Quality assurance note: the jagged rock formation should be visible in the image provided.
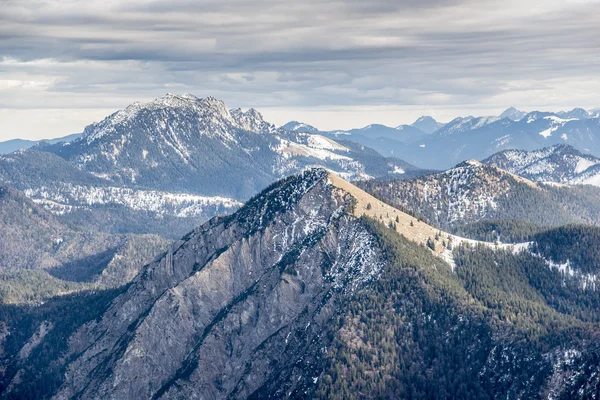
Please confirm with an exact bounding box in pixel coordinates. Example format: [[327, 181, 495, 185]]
[[52, 169, 385, 399]]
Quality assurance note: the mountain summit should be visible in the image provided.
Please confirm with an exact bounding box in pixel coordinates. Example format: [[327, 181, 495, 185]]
[[484, 144, 600, 187], [499, 106, 527, 121], [410, 116, 444, 133], [37, 94, 413, 200], [4, 169, 600, 399]]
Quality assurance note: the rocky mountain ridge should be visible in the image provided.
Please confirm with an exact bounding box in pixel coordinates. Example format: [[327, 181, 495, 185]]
[[0, 94, 416, 237], [3, 170, 600, 399], [359, 160, 600, 230]]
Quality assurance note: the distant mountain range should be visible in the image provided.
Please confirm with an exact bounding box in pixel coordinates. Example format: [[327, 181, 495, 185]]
[[0, 133, 81, 154], [5, 104, 600, 173], [0, 94, 418, 237], [280, 107, 600, 170], [394, 111, 600, 169], [484, 144, 600, 187]]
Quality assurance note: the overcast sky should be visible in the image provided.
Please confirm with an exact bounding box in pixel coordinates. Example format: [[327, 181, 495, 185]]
[[1, 0, 599, 140]]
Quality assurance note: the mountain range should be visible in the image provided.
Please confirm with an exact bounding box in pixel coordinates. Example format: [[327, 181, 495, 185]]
[[0, 94, 419, 238], [5, 103, 600, 174], [2, 169, 600, 398], [4, 95, 600, 399], [282, 107, 600, 170], [392, 111, 600, 169], [0, 134, 81, 155]]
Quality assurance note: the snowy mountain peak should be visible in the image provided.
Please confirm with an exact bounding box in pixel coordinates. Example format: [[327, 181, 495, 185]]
[[434, 115, 501, 137], [409, 116, 444, 134], [281, 121, 320, 133], [81, 94, 281, 143], [557, 108, 591, 120], [499, 107, 527, 121], [230, 107, 275, 133]]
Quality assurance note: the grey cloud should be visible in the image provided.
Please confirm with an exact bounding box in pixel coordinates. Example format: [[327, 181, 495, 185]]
[[0, 0, 599, 119]]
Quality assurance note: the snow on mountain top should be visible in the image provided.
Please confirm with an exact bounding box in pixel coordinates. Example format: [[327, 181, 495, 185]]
[[82, 94, 275, 143], [436, 115, 500, 136], [544, 115, 578, 123], [281, 121, 320, 133], [306, 134, 349, 152], [499, 107, 527, 121], [484, 144, 600, 187], [414, 116, 436, 124]]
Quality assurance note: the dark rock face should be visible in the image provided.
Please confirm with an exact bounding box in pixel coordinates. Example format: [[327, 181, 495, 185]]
[[53, 169, 383, 399]]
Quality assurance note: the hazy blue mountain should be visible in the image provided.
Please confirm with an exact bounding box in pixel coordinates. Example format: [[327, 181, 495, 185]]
[[499, 106, 527, 121], [0, 133, 81, 154], [393, 112, 600, 169], [323, 123, 428, 160], [410, 115, 444, 133], [345, 123, 428, 142], [557, 107, 594, 120], [0, 139, 38, 154]]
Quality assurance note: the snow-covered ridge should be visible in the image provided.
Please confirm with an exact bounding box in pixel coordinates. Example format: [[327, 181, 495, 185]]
[[24, 184, 241, 218], [82, 93, 274, 144], [484, 145, 600, 187]]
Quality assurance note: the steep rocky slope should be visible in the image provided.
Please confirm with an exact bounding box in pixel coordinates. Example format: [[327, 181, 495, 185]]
[[50, 169, 386, 399], [2, 170, 600, 399]]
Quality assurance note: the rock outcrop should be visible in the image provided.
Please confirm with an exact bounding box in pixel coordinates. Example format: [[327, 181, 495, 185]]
[[53, 169, 384, 399]]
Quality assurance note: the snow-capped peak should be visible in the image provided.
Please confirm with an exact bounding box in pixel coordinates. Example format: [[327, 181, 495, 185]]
[[81, 94, 278, 143], [499, 107, 527, 121]]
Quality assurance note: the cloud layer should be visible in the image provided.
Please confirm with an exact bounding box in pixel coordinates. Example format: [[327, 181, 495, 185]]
[[1, 0, 599, 138]]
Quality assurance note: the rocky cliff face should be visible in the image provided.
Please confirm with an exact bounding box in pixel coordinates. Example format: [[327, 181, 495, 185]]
[[52, 169, 384, 399], [3, 169, 600, 399]]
